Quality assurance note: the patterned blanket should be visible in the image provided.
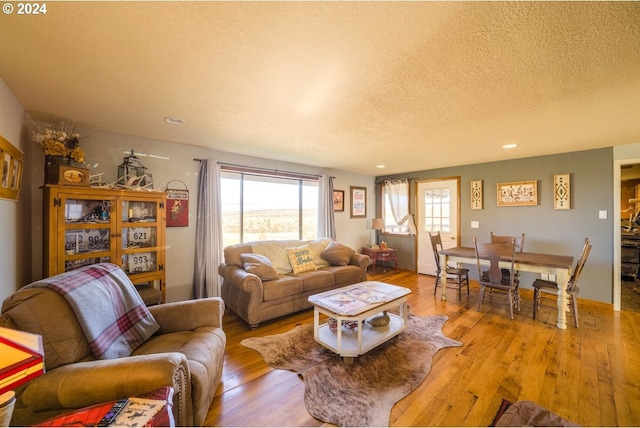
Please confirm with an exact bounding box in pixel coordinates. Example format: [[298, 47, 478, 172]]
[[25, 263, 159, 359]]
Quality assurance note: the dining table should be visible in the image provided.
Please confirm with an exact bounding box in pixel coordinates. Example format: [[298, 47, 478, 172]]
[[438, 246, 574, 329]]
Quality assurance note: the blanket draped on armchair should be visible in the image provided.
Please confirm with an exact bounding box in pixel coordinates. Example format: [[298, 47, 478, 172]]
[[25, 263, 159, 359]]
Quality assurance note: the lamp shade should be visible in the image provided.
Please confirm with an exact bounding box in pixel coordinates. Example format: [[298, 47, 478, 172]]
[[372, 218, 384, 230], [0, 327, 44, 396]]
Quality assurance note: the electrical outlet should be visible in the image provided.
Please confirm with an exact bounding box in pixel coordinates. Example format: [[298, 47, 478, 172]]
[[471, 221, 479, 229]]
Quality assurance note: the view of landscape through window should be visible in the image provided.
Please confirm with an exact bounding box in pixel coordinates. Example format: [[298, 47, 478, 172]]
[[221, 171, 318, 247]]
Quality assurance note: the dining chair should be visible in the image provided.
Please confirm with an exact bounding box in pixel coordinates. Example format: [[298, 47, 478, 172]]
[[429, 231, 470, 300], [474, 237, 519, 319], [491, 232, 525, 252], [532, 238, 592, 328], [488, 232, 525, 286]]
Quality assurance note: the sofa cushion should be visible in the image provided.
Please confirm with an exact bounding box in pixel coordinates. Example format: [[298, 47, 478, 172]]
[[262, 276, 304, 301], [286, 245, 317, 274], [307, 238, 332, 267], [296, 270, 336, 292], [240, 253, 279, 280], [253, 240, 304, 274], [1, 287, 93, 371], [223, 243, 253, 267], [321, 265, 364, 286], [132, 326, 227, 427], [23, 263, 159, 360], [321, 241, 356, 266]]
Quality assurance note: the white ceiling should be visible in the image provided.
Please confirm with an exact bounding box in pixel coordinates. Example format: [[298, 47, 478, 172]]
[[1, 1, 640, 176]]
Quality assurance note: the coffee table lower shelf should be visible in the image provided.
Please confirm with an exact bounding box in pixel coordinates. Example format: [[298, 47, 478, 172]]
[[315, 314, 405, 356], [312, 297, 409, 361]]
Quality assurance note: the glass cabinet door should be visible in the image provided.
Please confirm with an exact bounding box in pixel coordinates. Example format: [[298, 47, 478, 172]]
[[62, 197, 115, 272], [121, 198, 163, 276], [122, 251, 158, 274]]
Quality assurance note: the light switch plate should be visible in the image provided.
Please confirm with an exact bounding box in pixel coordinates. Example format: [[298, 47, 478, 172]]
[[599, 210, 607, 219], [471, 221, 479, 229]]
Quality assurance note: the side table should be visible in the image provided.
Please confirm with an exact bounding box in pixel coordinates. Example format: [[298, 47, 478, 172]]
[[361, 247, 397, 275], [33, 387, 174, 427]]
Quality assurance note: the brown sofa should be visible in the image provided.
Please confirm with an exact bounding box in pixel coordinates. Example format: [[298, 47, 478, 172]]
[[219, 238, 370, 328], [0, 263, 226, 427]]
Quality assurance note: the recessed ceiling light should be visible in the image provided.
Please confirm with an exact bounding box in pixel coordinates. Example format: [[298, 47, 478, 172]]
[[164, 117, 185, 125], [376, 164, 386, 169], [503, 144, 518, 149]]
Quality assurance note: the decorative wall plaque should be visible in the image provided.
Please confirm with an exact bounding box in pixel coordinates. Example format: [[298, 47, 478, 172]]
[[554, 174, 570, 210], [471, 180, 483, 210]]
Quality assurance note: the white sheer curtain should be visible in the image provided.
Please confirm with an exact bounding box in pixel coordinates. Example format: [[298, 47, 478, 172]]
[[193, 159, 224, 298], [317, 174, 336, 239], [385, 178, 417, 235]]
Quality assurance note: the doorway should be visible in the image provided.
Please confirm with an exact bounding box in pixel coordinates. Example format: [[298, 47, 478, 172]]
[[619, 162, 640, 312], [416, 178, 460, 275]]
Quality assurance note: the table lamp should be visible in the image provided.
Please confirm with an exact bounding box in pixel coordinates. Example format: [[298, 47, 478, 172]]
[[372, 218, 384, 245], [0, 327, 45, 426]]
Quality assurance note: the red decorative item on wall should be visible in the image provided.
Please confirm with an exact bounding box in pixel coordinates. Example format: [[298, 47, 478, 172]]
[[165, 181, 189, 227]]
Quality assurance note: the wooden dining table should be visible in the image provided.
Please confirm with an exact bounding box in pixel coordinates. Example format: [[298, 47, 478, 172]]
[[438, 246, 574, 329]]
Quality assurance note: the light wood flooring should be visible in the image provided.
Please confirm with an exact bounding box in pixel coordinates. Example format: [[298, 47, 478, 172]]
[[205, 271, 640, 427]]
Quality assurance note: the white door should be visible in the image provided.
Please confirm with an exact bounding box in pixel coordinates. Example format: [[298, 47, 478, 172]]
[[417, 178, 460, 275]]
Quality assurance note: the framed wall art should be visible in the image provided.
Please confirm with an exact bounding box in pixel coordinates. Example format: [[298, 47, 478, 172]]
[[497, 180, 538, 207], [350, 186, 367, 218], [471, 180, 483, 210], [0, 134, 24, 201], [554, 173, 570, 210], [165, 180, 189, 227], [333, 189, 344, 212]]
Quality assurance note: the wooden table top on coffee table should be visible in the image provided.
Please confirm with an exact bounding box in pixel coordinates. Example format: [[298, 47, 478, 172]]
[[308, 281, 411, 361]]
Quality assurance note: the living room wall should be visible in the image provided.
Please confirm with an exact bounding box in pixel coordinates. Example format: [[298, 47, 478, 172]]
[[379, 148, 614, 304], [0, 79, 28, 302], [24, 126, 376, 302]]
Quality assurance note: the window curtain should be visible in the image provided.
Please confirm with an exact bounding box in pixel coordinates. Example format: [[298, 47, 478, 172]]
[[385, 178, 417, 235], [193, 159, 223, 298], [317, 174, 336, 239]]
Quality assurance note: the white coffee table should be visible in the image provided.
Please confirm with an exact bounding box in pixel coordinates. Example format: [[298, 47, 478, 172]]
[[308, 281, 411, 361]]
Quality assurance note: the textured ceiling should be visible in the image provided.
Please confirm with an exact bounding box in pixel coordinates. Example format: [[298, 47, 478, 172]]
[[1, 1, 640, 175]]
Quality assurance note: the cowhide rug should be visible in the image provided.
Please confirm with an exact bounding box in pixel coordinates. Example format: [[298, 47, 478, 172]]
[[240, 315, 462, 427]]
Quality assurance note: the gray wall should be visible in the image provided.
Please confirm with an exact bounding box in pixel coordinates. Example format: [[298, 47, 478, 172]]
[[381, 148, 613, 304]]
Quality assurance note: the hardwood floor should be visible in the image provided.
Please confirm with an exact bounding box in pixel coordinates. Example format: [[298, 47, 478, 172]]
[[205, 271, 640, 427]]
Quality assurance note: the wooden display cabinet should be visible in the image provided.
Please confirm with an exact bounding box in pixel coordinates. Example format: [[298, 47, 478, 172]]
[[43, 185, 167, 304]]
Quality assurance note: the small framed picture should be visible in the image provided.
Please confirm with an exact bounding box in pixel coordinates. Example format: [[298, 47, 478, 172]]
[[350, 186, 367, 218], [333, 190, 345, 212], [0, 134, 23, 201], [497, 181, 538, 207]]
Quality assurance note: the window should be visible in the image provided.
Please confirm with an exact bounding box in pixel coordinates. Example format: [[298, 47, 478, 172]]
[[381, 179, 416, 235], [422, 188, 451, 233], [220, 166, 319, 247]]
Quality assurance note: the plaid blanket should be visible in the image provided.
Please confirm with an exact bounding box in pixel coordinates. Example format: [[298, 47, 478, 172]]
[[25, 263, 159, 359]]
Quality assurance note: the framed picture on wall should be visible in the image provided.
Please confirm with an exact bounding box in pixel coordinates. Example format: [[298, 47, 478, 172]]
[[497, 180, 538, 206], [0, 134, 24, 201], [350, 186, 367, 218], [333, 190, 345, 212]]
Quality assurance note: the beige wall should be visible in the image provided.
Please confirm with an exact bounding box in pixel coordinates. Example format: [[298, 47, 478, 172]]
[[25, 126, 375, 302], [0, 79, 26, 302]]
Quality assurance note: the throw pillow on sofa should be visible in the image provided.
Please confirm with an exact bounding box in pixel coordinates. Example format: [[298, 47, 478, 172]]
[[286, 245, 317, 274], [321, 241, 356, 266], [240, 253, 279, 280]]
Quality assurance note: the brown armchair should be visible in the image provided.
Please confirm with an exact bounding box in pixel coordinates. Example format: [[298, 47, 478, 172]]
[[1, 264, 226, 427]]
